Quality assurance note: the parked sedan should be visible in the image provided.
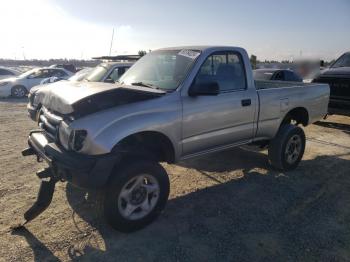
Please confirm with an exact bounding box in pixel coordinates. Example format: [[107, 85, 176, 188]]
[[253, 69, 303, 82], [0, 67, 19, 80], [40, 67, 92, 85], [0, 67, 73, 98]]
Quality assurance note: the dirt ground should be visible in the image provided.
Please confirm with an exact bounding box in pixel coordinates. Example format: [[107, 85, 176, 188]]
[[0, 98, 350, 262]]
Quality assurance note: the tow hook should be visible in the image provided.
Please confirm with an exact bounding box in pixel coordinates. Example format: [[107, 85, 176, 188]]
[[11, 168, 57, 231], [24, 176, 57, 223]]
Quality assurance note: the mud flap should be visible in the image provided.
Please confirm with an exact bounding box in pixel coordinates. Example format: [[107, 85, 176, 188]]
[[23, 177, 57, 223]]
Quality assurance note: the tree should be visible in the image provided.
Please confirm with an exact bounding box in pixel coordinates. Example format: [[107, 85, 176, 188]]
[[138, 50, 147, 57], [250, 55, 257, 69]]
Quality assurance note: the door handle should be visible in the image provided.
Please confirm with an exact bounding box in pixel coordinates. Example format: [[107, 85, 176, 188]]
[[241, 99, 251, 107]]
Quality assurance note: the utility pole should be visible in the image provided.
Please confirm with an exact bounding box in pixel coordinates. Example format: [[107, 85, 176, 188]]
[[21, 46, 26, 60], [109, 28, 115, 56]]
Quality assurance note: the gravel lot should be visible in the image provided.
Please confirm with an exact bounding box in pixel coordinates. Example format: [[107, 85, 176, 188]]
[[0, 98, 349, 262]]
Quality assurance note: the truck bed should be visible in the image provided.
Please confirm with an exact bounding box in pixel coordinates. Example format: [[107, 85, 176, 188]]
[[255, 80, 313, 90], [254, 80, 329, 140]]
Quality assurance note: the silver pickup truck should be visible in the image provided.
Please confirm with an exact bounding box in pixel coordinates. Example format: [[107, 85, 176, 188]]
[[22, 46, 329, 232]]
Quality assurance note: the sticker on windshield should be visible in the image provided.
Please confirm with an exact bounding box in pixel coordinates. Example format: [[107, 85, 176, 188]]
[[178, 49, 200, 59]]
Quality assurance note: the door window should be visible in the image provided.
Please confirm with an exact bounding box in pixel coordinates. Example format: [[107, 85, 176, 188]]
[[50, 69, 68, 78], [0, 69, 14, 75], [273, 71, 284, 81], [106, 67, 130, 82], [195, 52, 246, 92], [284, 70, 301, 82], [27, 69, 51, 79]]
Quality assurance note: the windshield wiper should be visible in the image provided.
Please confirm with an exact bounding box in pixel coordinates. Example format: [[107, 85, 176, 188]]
[[131, 82, 164, 91], [332, 65, 349, 68]]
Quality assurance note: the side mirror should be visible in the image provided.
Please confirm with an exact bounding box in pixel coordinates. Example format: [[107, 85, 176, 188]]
[[188, 81, 220, 97]]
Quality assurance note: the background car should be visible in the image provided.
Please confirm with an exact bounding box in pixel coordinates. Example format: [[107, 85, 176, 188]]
[[49, 64, 78, 73], [0, 67, 19, 80], [67, 67, 92, 82], [27, 58, 137, 120], [312, 52, 350, 109], [39, 68, 92, 85], [253, 69, 303, 82], [84, 61, 134, 83], [0, 67, 73, 98]]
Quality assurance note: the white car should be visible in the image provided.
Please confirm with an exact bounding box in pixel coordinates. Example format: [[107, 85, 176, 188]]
[[0, 67, 73, 98], [27, 62, 133, 120], [39, 67, 92, 85], [0, 67, 19, 80]]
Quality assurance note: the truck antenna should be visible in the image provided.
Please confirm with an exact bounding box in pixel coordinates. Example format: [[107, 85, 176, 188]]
[[109, 28, 115, 56]]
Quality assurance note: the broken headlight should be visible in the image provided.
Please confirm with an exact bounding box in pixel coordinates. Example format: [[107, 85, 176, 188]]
[[32, 93, 40, 107], [58, 121, 72, 150], [59, 121, 87, 151], [68, 130, 87, 151]]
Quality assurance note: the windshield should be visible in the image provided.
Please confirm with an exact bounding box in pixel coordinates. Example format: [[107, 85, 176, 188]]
[[19, 68, 39, 78], [69, 68, 92, 81], [119, 49, 201, 91], [253, 70, 274, 80], [331, 53, 350, 68], [85, 64, 110, 82]]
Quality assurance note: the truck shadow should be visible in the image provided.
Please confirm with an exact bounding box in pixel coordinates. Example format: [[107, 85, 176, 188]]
[[61, 148, 350, 261], [11, 227, 60, 262], [177, 146, 269, 173], [314, 120, 350, 135], [14, 148, 350, 261]]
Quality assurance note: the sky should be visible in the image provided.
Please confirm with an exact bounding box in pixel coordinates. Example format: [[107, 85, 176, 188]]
[[0, 0, 349, 61]]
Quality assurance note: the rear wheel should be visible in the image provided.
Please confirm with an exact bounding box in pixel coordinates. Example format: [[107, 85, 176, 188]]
[[103, 159, 170, 232], [268, 124, 306, 171], [11, 86, 27, 98]]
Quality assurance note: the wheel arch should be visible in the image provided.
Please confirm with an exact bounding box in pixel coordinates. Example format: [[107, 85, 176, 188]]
[[280, 107, 309, 128], [111, 131, 176, 164]]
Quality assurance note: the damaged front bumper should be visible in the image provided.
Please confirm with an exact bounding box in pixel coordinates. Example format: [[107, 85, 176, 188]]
[[24, 130, 118, 189], [17, 130, 118, 226]]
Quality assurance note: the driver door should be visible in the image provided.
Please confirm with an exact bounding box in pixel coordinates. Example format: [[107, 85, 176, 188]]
[[181, 51, 257, 156]]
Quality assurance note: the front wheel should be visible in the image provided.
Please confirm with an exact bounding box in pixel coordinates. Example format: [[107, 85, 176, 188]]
[[103, 160, 170, 232], [11, 86, 27, 98], [268, 124, 306, 171]]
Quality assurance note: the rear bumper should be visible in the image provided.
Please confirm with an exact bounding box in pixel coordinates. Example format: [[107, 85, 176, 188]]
[[26, 130, 118, 189]]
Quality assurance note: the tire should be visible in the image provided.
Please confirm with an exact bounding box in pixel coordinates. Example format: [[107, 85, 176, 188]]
[[103, 159, 170, 232], [268, 124, 306, 171], [11, 86, 27, 98]]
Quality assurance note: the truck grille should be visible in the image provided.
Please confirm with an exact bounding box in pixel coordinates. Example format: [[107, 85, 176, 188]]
[[38, 107, 63, 142], [317, 77, 350, 90]]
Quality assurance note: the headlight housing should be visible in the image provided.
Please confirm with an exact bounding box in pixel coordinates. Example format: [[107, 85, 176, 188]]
[[32, 93, 40, 107], [69, 130, 87, 151], [58, 121, 87, 151], [58, 121, 71, 150]]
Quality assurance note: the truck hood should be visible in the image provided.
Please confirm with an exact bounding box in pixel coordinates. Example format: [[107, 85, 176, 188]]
[[319, 67, 350, 78], [37, 81, 165, 117]]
